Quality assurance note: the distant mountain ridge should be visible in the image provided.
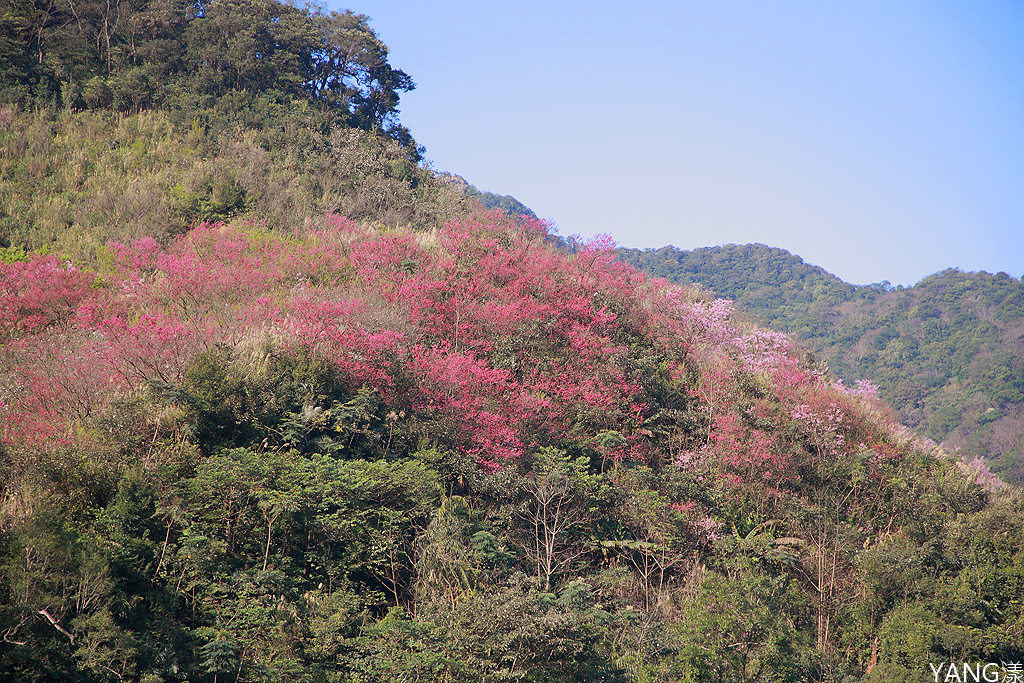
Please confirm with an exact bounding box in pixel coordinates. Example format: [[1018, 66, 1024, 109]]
[[436, 173, 538, 219], [618, 243, 1024, 481]]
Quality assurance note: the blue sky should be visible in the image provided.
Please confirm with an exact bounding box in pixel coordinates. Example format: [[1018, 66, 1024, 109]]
[[327, 1, 1024, 286]]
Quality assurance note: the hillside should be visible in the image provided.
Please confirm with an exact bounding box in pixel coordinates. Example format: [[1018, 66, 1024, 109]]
[[2, 1, 1023, 680], [2, 214, 1021, 682], [0, 0, 534, 262], [619, 244, 1024, 482], [437, 173, 538, 220]]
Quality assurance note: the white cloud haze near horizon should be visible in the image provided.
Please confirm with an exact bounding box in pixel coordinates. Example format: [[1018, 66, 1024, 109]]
[[329, 0, 1024, 286]]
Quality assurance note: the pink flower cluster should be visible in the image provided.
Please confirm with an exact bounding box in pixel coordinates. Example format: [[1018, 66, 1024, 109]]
[[0, 217, 655, 464]]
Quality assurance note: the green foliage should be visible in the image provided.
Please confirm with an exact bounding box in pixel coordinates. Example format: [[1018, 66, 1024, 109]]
[[437, 172, 539, 219], [672, 568, 810, 682], [0, 0, 415, 139], [466, 188, 538, 220], [0, 107, 478, 260], [81, 77, 113, 110], [0, 244, 29, 263]]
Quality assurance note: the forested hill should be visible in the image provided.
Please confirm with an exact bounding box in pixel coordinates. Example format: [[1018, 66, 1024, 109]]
[[618, 243, 1024, 481], [617, 244, 858, 332], [0, 0, 416, 141], [0, 0, 528, 259], [3, 2, 1024, 680], [436, 173, 538, 220], [4, 212, 1023, 682]]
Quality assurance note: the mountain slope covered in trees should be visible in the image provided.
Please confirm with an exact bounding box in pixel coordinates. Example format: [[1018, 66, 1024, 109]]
[[2, 214, 1021, 682], [0, 0, 416, 137], [619, 244, 1024, 482], [0, 0, 533, 262], [436, 173, 538, 220], [0, 105, 472, 261], [1, 1, 1023, 681]]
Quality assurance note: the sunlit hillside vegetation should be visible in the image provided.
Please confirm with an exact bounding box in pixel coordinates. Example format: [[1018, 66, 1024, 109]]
[[0, 105, 481, 263], [1, 0, 1023, 680], [620, 244, 1024, 483], [0, 0, 416, 137], [1, 215, 1022, 682], [0, 0, 522, 260]]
